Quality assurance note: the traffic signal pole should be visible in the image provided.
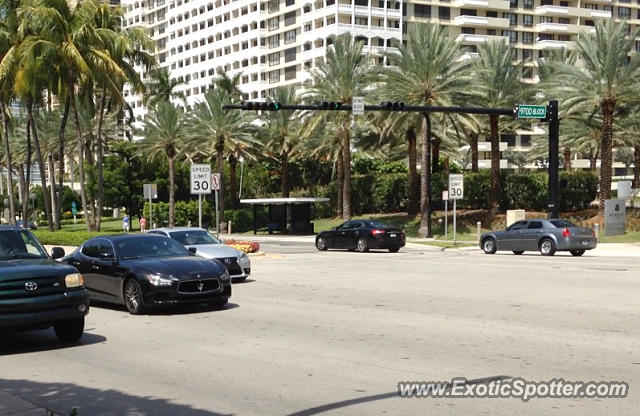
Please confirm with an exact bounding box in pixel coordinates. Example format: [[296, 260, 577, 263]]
[[548, 100, 560, 219]]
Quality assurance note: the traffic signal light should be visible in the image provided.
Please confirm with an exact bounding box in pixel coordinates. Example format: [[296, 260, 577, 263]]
[[380, 101, 405, 110], [241, 101, 281, 111], [317, 101, 343, 110]]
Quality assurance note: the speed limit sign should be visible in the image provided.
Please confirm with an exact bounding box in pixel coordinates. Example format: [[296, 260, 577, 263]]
[[191, 164, 212, 194], [448, 174, 464, 200]]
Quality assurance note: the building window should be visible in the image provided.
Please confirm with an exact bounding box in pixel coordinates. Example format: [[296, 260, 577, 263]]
[[618, 7, 630, 18], [502, 30, 517, 43], [285, 29, 296, 44], [414, 4, 430, 18], [523, 14, 533, 27], [487, 11, 497, 17], [501, 134, 516, 146], [461, 27, 475, 34], [355, 17, 368, 26], [522, 67, 533, 79], [286, 0, 295, 5], [284, 11, 296, 26], [268, 69, 280, 83], [522, 32, 533, 44], [284, 47, 296, 62], [268, 34, 280, 48], [268, 17, 279, 31], [509, 0, 518, 8], [521, 135, 531, 147], [285, 65, 296, 80], [460, 8, 476, 16], [503, 12, 517, 26], [438, 7, 450, 20], [558, 17, 570, 24], [268, 52, 280, 66], [522, 49, 533, 60], [523, 0, 533, 9]]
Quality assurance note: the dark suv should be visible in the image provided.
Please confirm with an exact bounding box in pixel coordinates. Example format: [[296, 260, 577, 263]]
[[0, 226, 89, 342]]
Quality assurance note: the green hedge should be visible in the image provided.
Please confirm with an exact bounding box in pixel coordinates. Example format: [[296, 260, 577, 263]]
[[33, 230, 121, 247], [347, 170, 598, 214]]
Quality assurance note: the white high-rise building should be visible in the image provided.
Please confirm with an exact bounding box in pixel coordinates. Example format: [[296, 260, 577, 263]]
[[122, 0, 404, 121]]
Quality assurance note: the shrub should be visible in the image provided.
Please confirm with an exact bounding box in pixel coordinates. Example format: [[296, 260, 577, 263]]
[[502, 173, 547, 211], [559, 171, 598, 211]]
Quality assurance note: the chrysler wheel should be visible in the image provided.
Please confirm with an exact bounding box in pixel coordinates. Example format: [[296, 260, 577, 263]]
[[482, 238, 497, 254], [124, 279, 146, 315], [316, 237, 327, 251], [356, 238, 369, 253], [539, 239, 556, 256], [570, 249, 585, 257]]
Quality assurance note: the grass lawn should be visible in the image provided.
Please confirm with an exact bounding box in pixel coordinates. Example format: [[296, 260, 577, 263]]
[[598, 230, 640, 244]]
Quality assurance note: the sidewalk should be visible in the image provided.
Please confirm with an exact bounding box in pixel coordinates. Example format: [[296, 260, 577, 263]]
[[0, 391, 61, 416]]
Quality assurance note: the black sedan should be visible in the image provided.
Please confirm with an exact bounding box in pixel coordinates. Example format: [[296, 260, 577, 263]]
[[316, 220, 406, 253], [62, 234, 231, 314]]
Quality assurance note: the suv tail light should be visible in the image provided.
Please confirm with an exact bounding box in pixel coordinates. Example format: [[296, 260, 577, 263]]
[[592, 229, 596, 238], [371, 229, 386, 237], [562, 228, 571, 238]]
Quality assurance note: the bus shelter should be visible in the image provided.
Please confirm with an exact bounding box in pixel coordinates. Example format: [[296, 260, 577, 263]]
[[240, 198, 330, 235]]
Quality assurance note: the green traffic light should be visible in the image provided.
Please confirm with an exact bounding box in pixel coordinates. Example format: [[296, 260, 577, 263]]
[[274, 102, 281, 110]]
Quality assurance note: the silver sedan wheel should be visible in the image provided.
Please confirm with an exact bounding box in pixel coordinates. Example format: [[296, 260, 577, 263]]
[[539, 239, 556, 256], [482, 238, 496, 254]]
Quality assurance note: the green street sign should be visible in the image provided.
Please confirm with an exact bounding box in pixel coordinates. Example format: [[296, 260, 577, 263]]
[[71, 201, 77, 215], [517, 105, 547, 119]]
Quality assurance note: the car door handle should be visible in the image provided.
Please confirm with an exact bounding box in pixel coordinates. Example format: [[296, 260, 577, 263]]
[[92, 265, 100, 270]]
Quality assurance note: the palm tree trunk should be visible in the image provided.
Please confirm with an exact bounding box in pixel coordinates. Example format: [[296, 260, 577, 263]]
[[471, 133, 479, 172], [48, 153, 58, 227], [26, 102, 54, 232], [24, 118, 32, 226], [336, 149, 343, 216], [432, 137, 440, 173], [589, 149, 597, 171], [17, 167, 26, 224], [598, 101, 615, 216], [419, 113, 432, 238], [57, 98, 70, 230], [407, 126, 418, 215], [633, 145, 640, 189], [1, 102, 17, 225], [488, 114, 500, 221], [229, 154, 238, 209], [168, 155, 175, 227], [95, 89, 107, 231], [281, 152, 290, 198], [342, 125, 351, 221], [69, 86, 92, 231], [563, 146, 571, 170]]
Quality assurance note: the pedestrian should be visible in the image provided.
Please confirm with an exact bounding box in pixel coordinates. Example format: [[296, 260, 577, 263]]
[[123, 214, 130, 232], [140, 217, 147, 233]]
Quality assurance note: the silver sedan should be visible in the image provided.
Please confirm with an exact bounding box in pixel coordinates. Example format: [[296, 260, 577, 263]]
[[149, 228, 251, 281], [480, 219, 597, 256]]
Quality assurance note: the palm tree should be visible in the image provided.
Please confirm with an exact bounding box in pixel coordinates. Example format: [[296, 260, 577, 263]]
[[143, 67, 185, 108], [547, 20, 640, 215], [212, 70, 243, 102], [381, 23, 472, 236], [191, 88, 253, 219], [137, 101, 188, 227], [305, 33, 372, 220], [473, 39, 530, 220], [18, 0, 128, 230], [260, 86, 303, 198]]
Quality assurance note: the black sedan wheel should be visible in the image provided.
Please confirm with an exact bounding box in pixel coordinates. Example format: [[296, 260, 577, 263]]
[[482, 238, 497, 254], [388, 247, 400, 253], [512, 250, 524, 255], [53, 317, 84, 342], [208, 297, 229, 308], [316, 237, 328, 251], [570, 249, 585, 257], [539, 238, 556, 256], [124, 279, 146, 315], [356, 238, 369, 253]]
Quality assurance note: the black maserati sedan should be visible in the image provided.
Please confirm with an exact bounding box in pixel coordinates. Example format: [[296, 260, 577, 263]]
[[315, 220, 406, 253], [61, 234, 231, 314]]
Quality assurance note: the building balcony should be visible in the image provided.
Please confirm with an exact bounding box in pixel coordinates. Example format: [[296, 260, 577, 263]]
[[456, 33, 509, 44], [453, 15, 510, 28], [536, 22, 582, 34], [453, 0, 510, 10], [372, 7, 401, 18], [535, 39, 574, 49], [336, 23, 401, 38], [590, 9, 612, 18], [535, 5, 570, 15]]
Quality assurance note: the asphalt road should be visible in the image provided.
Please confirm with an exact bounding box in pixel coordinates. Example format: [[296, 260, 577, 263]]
[[1, 243, 639, 415]]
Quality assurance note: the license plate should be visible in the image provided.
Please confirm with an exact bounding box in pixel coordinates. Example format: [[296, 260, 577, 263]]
[[389, 233, 397, 238], [582, 240, 589, 245]]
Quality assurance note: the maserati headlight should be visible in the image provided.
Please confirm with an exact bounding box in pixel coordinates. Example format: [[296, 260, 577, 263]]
[[146, 274, 174, 287], [238, 252, 249, 261], [65, 273, 84, 288], [220, 269, 230, 281]]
